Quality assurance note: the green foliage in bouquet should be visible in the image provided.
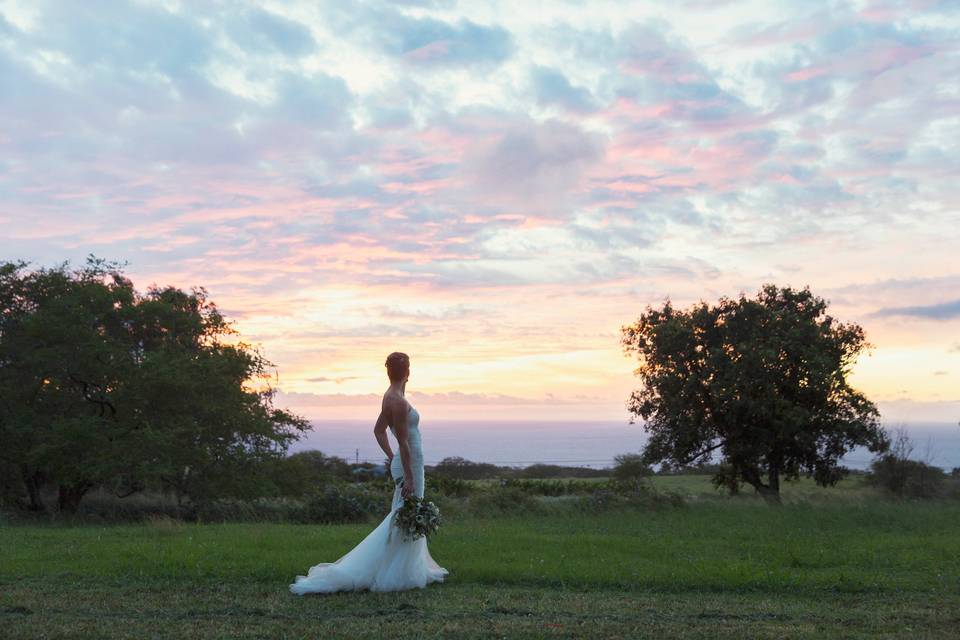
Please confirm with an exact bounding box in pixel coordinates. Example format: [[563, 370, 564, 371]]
[[392, 495, 442, 541]]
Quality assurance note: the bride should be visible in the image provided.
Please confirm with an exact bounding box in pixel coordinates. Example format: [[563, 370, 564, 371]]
[[289, 352, 449, 594]]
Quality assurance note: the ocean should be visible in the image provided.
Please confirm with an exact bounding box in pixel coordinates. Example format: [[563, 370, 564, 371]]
[[288, 420, 960, 472]]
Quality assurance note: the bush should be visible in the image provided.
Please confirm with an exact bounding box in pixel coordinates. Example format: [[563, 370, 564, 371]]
[[497, 477, 598, 496], [270, 451, 353, 496], [867, 455, 946, 498], [515, 464, 609, 479], [580, 488, 617, 513], [298, 483, 387, 524], [578, 482, 685, 514], [865, 426, 947, 498], [426, 475, 476, 497], [612, 453, 653, 482], [657, 461, 726, 476], [467, 483, 540, 516], [432, 457, 508, 480]]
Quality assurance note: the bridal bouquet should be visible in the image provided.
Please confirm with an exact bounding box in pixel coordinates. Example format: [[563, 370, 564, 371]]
[[393, 495, 442, 541]]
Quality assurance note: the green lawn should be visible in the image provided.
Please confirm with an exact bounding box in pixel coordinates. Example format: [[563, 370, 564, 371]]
[[647, 472, 880, 501], [3, 492, 959, 638]]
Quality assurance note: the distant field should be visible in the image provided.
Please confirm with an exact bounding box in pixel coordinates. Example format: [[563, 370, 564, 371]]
[[647, 472, 879, 501], [470, 471, 880, 502], [3, 485, 958, 638]]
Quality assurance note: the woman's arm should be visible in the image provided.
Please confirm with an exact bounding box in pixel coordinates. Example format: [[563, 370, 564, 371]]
[[373, 407, 393, 461], [389, 396, 415, 498]]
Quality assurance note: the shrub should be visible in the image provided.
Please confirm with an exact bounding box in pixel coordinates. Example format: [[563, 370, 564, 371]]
[[658, 461, 726, 476], [578, 478, 685, 514], [298, 483, 386, 524], [867, 455, 946, 498], [865, 426, 947, 498], [467, 483, 540, 516], [432, 457, 507, 480], [579, 488, 617, 513], [497, 478, 597, 496], [515, 464, 609, 479], [426, 475, 476, 497], [612, 453, 653, 482], [270, 451, 353, 496]]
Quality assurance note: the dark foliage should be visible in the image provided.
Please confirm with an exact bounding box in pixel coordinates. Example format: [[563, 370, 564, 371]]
[[430, 456, 511, 480], [298, 482, 386, 524], [621, 284, 889, 503], [866, 426, 947, 498], [466, 483, 540, 515], [612, 453, 653, 481], [0, 257, 309, 514], [514, 463, 609, 479], [426, 475, 476, 497], [430, 457, 611, 480], [496, 477, 599, 496]]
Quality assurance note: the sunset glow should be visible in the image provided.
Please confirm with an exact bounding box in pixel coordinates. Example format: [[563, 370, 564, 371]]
[[2, 0, 958, 423]]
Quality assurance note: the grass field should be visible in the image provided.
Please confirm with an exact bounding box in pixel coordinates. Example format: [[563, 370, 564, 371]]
[[3, 478, 959, 638]]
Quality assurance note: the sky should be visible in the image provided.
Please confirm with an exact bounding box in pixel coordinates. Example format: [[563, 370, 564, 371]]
[[1, 0, 958, 424]]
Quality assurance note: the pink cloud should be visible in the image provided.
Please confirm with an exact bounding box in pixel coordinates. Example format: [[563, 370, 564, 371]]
[[403, 40, 451, 62]]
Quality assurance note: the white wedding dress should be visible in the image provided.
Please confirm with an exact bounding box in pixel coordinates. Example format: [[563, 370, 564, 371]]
[[290, 401, 449, 594]]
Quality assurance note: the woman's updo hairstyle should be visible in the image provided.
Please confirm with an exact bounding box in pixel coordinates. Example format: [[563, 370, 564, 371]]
[[385, 352, 410, 383]]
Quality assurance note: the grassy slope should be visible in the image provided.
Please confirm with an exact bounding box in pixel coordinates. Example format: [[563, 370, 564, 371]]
[[2, 478, 959, 638]]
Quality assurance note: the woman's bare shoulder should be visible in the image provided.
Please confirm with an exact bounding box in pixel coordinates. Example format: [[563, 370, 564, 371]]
[[382, 390, 405, 411]]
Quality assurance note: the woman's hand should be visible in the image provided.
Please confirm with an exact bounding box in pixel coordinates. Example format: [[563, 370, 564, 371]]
[[401, 475, 414, 498]]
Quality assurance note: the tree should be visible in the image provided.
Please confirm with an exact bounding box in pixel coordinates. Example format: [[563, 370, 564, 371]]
[[866, 425, 946, 498], [115, 283, 309, 509], [620, 284, 889, 503], [271, 450, 352, 495], [0, 256, 309, 513], [431, 456, 503, 480], [610, 453, 653, 493], [0, 257, 138, 512], [611, 453, 652, 481]]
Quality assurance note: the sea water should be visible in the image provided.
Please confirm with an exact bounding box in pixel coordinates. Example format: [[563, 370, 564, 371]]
[[288, 420, 960, 472]]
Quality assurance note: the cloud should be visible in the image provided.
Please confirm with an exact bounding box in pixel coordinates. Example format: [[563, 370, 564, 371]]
[[376, 303, 490, 320], [306, 376, 360, 384], [277, 389, 601, 407], [267, 71, 354, 129], [38, 1, 214, 77], [530, 66, 598, 113], [225, 8, 317, 57], [872, 299, 960, 320], [610, 20, 756, 129], [3, 0, 960, 417], [0, 13, 15, 35], [459, 114, 605, 214], [365, 12, 513, 67]]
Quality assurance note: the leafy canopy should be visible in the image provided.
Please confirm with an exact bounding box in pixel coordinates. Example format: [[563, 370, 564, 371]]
[[620, 284, 888, 502], [0, 256, 309, 513]]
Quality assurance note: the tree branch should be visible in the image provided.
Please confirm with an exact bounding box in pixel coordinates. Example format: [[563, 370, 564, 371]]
[[681, 439, 727, 465], [68, 372, 117, 418]]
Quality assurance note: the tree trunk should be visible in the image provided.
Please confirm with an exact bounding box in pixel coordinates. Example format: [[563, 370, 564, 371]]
[[742, 466, 781, 505], [755, 483, 782, 505], [767, 461, 781, 504], [57, 481, 93, 513], [20, 466, 46, 512]]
